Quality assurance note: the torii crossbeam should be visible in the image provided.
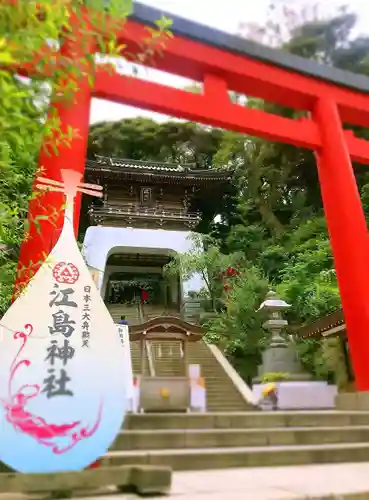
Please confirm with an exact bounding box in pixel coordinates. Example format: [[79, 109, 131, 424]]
[[10, 2, 369, 390]]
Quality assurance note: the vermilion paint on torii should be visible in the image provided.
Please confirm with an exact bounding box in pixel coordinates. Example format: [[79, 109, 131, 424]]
[[11, 3, 369, 390]]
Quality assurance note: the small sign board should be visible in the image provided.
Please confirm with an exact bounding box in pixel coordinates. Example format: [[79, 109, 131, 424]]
[[116, 324, 134, 412]]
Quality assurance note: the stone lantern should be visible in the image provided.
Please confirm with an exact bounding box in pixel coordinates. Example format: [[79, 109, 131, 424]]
[[258, 291, 291, 348], [254, 291, 310, 382]]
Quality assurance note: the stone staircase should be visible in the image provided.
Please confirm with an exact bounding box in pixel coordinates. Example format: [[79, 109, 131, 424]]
[[142, 339, 251, 411], [105, 311, 369, 472], [109, 302, 252, 411], [108, 303, 179, 325], [141, 304, 180, 322], [131, 340, 143, 375], [108, 306, 253, 410], [104, 411, 369, 470], [133, 339, 252, 411], [108, 303, 140, 325], [151, 341, 185, 377], [187, 341, 251, 412]]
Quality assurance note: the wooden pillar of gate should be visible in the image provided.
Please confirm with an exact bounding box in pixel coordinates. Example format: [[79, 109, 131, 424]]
[[313, 97, 369, 391]]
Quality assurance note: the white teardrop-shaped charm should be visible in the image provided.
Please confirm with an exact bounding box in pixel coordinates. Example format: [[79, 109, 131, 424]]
[[0, 170, 126, 473]]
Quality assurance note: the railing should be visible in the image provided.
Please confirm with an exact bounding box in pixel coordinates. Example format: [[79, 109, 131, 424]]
[[89, 204, 201, 225], [146, 341, 156, 376]]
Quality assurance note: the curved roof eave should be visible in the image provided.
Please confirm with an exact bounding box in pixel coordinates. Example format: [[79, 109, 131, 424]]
[[86, 159, 234, 180], [297, 308, 345, 339]]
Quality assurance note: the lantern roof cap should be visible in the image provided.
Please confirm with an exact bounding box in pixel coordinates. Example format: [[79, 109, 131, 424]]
[[257, 291, 291, 312]]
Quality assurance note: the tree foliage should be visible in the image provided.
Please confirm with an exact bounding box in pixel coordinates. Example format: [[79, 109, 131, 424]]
[[212, 3, 369, 380], [0, 0, 171, 314], [0, 0, 67, 313], [89, 118, 225, 168], [164, 233, 244, 309], [167, 3, 369, 381], [205, 266, 270, 383]]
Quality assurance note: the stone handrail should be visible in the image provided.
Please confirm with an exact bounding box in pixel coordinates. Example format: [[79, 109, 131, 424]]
[[206, 343, 258, 406], [146, 340, 156, 376]]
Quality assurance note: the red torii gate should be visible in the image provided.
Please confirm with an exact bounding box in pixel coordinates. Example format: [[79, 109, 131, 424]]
[[12, 3, 369, 390]]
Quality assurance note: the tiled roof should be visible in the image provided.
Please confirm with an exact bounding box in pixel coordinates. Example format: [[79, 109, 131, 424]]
[[93, 155, 194, 172], [297, 308, 345, 339], [86, 155, 233, 181]]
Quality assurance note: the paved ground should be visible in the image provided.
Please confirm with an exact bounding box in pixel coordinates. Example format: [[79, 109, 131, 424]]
[[3, 463, 369, 499], [78, 463, 369, 499]]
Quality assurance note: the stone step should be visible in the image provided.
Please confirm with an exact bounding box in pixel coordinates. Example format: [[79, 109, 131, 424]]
[[206, 397, 246, 401], [206, 396, 249, 402], [124, 411, 369, 430], [206, 399, 249, 405], [0, 465, 172, 497], [153, 366, 183, 370], [132, 338, 252, 412], [112, 425, 369, 450], [206, 400, 248, 406], [205, 388, 248, 394], [103, 442, 369, 470], [206, 408, 252, 413], [207, 398, 248, 402], [205, 392, 248, 397], [207, 406, 252, 412], [206, 390, 248, 395]]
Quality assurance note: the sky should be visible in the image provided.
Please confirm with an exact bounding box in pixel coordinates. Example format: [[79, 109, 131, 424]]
[[89, 0, 369, 125]]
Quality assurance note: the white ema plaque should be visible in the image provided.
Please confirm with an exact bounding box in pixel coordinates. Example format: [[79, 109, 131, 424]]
[[0, 170, 127, 473]]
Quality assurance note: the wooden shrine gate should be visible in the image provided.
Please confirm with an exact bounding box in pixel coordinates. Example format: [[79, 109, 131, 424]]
[[9, 2, 369, 390]]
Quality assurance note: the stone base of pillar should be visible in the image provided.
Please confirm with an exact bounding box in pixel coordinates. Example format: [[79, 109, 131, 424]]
[[336, 391, 369, 411]]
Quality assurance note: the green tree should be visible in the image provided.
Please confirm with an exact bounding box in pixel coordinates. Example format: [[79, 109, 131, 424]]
[[0, 1, 171, 314], [164, 232, 270, 382], [205, 266, 270, 383], [276, 217, 340, 322], [88, 118, 224, 168], [0, 0, 70, 313], [219, 1, 369, 383], [221, 3, 369, 318], [164, 233, 244, 311]]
